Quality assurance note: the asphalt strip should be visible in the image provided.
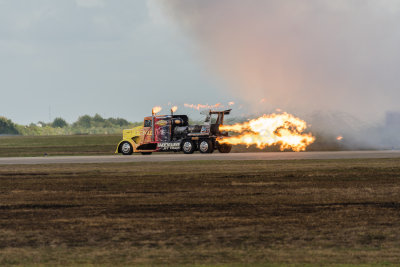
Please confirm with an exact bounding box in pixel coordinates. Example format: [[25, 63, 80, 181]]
[[0, 151, 400, 165]]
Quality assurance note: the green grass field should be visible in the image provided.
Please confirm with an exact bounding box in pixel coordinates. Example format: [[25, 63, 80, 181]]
[[0, 134, 121, 157], [1, 158, 400, 266]]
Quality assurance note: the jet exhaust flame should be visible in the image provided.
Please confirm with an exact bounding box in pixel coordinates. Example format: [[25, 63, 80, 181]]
[[218, 112, 315, 152], [152, 106, 162, 114]]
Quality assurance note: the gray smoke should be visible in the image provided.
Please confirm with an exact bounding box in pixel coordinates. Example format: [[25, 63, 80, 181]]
[[157, 0, 400, 123]]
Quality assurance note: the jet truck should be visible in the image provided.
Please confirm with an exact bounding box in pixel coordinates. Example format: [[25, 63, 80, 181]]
[[116, 109, 233, 155]]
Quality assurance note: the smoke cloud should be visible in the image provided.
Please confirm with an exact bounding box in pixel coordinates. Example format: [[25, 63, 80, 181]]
[[158, 0, 400, 121]]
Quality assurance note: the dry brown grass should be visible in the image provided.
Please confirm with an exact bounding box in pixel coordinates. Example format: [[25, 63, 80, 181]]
[[1, 158, 400, 266]]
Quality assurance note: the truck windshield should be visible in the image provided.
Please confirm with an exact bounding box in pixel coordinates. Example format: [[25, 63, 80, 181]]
[[144, 120, 152, 127]]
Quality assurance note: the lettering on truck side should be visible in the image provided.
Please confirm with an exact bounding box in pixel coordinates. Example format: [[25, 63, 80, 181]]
[[157, 142, 181, 150]]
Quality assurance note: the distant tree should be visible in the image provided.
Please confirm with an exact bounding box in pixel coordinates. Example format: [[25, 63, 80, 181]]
[[74, 115, 92, 128], [0, 117, 19, 134], [69, 114, 136, 131], [103, 120, 113, 128], [52, 117, 68, 128], [93, 114, 105, 123], [107, 117, 130, 126]]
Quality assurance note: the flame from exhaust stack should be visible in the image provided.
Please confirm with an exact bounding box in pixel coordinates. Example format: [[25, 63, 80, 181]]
[[171, 106, 178, 113], [152, 106, 162, 114], [218, 113, 315, 152], [184, 103, 221, 110]]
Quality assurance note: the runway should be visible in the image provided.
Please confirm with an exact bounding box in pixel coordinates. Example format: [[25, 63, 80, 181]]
[[0, 150, 399, 165]]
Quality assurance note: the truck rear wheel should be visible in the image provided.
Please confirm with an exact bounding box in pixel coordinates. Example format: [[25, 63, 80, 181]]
[[182, 140, 195, 154], [217, 143, 232, 153], [199, 139, 214, 154], [120, 141, 133, 155]]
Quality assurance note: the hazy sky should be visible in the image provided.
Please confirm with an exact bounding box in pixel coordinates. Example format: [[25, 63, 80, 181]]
[[161, 0, 400, 123], [2, 0, 400, 124], [0, 0, 231, 124]]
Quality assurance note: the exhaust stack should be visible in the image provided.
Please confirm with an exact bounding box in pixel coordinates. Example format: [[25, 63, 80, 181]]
[[171, 106, 178, 116], [151, 106, 162, 142]]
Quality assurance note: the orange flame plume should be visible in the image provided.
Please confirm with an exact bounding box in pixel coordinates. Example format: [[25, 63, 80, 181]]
[[218, 112, 315, 152], [152, 106, 162, 114], [336, 136, 343, 141], [171, 106, 178, 113]]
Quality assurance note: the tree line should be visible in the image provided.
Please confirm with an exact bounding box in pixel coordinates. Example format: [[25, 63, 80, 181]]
[[0, 114, 141, 135]]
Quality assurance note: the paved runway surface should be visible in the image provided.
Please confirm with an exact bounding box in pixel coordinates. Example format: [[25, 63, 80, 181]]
[[0, 150, 399, 165]]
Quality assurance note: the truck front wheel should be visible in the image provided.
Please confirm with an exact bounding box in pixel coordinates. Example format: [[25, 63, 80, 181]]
[[120, 141, 133, 155], [199, 139, 214, 154]]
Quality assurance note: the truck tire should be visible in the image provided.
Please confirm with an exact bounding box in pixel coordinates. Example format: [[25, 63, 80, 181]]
[[120, 141, 133, 155], [199, 139, 214, 154], [182, 140, 195, 154], [217, 143, 232, 153]]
